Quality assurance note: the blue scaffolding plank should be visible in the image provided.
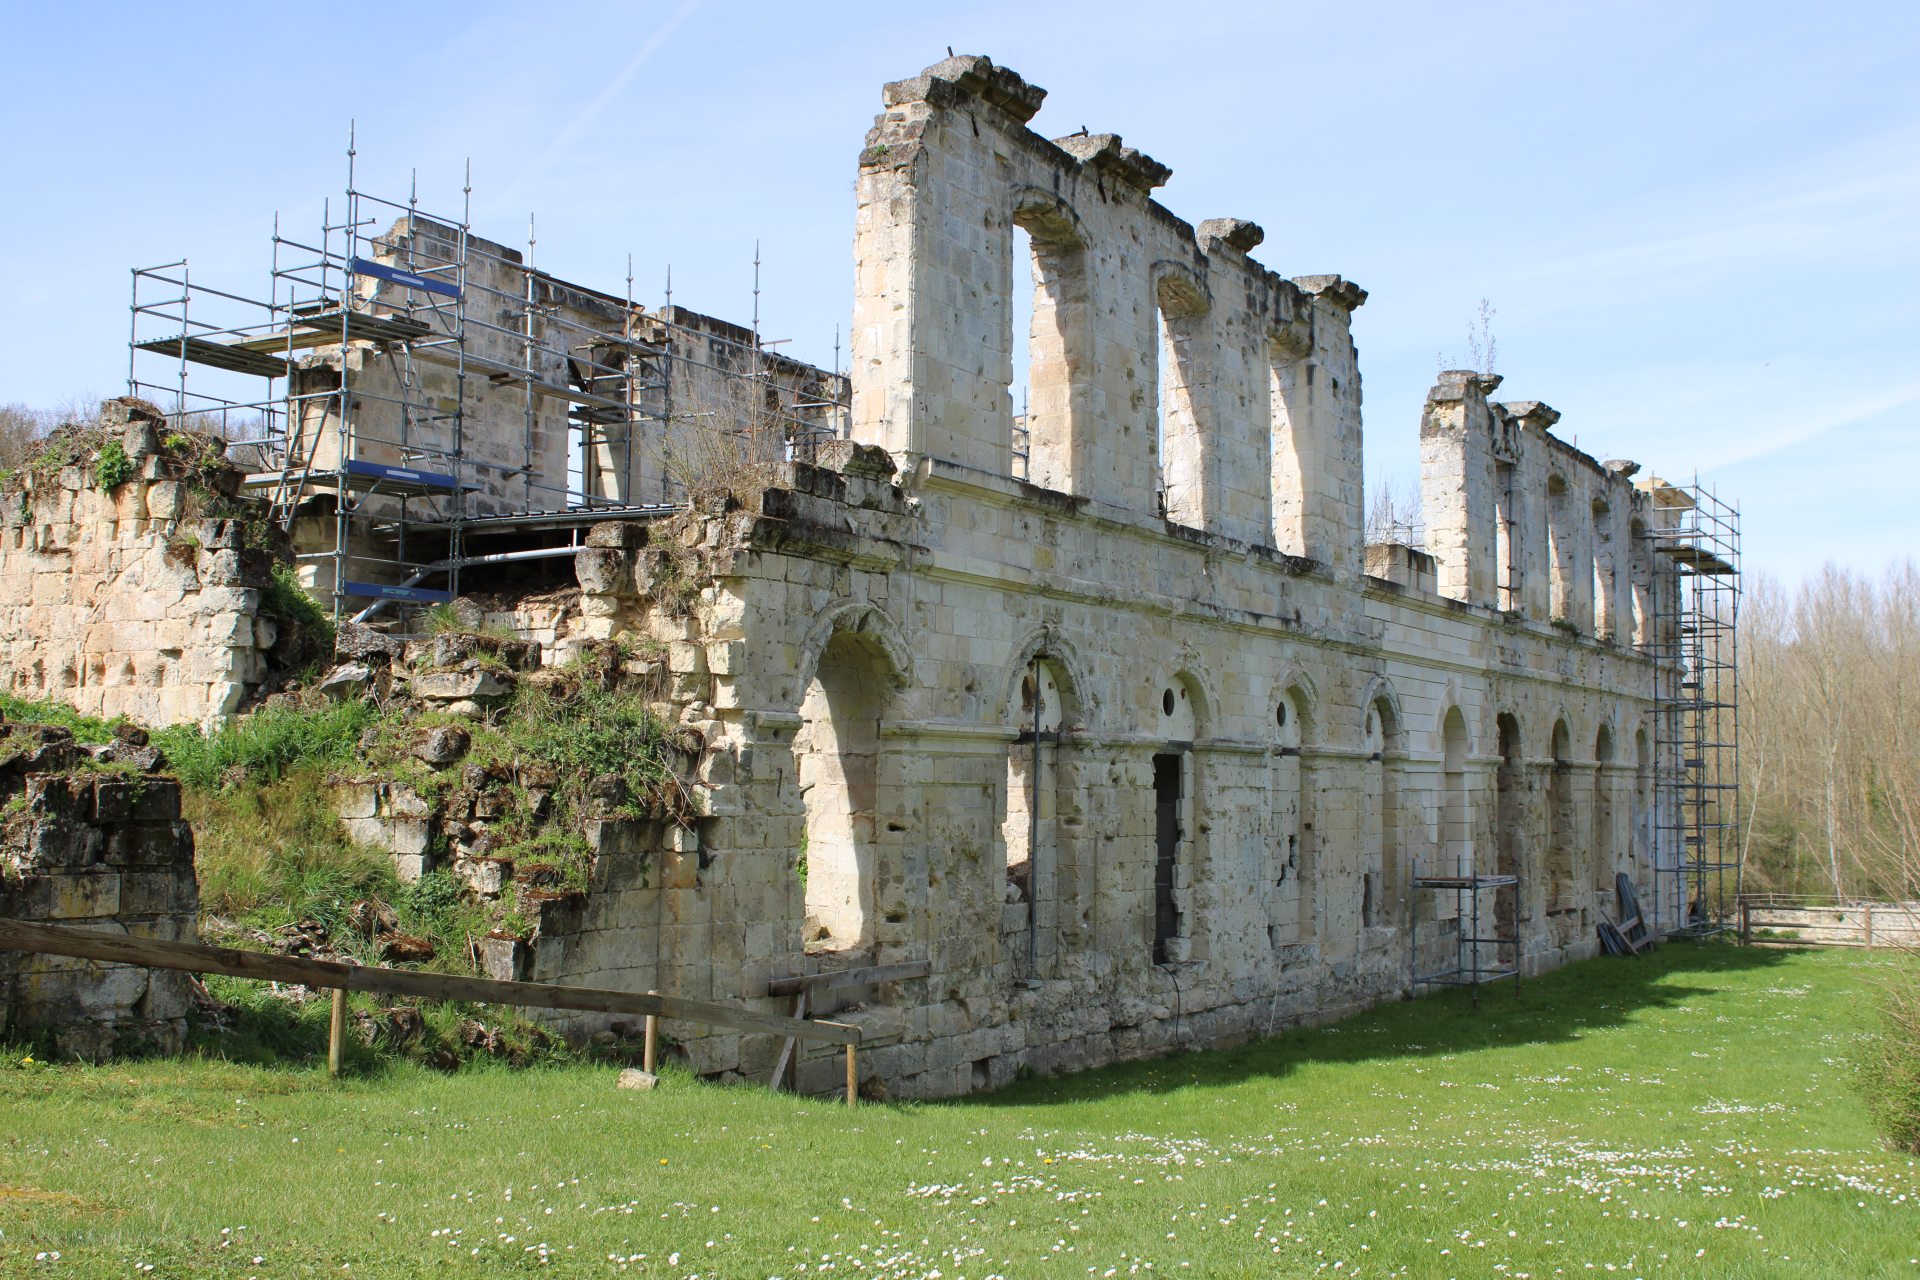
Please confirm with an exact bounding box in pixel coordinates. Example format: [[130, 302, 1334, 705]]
[[342, 458, 461, 495], [348, 257, 461, 300], [341, 581, 454, 604]]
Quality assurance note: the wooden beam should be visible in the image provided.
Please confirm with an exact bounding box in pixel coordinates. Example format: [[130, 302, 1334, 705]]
[[0, 920, 859, 1046], [769, 990, 807, 1093], [766, 960, 931, 998]]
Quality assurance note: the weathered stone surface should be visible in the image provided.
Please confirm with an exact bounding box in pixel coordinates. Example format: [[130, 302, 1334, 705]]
[[412, 670, 514, 703], [0, 755, 198, 1061], [316, 662, 375, 701], [412, 725, 471, 767]]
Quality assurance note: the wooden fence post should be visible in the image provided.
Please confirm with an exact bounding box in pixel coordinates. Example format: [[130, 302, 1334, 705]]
[[643, 992, 659, 1075], [328, 986, 348, 1077], [1864, 905, 1875, 949], [845, 1043, 858, 1108]]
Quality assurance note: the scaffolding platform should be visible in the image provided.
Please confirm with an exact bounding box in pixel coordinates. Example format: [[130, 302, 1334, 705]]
[[1411, 863, 1520, 1007], [135, 335, 293, 379]]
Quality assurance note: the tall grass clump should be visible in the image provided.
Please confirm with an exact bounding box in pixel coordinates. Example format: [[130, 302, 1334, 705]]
[[153, 698, 379, 789], [0, 692, 124, 744]]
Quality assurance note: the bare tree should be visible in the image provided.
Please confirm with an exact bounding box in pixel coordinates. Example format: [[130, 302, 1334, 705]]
[[1364, 475, 1424, 547]]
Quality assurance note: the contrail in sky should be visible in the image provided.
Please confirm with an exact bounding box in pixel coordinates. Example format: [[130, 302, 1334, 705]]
[[538, 0, 705, 170]]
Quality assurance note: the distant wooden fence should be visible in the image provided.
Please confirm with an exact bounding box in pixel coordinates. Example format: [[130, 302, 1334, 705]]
[[1737, 897, 1920, 950], [0, 919, 865, 1105]]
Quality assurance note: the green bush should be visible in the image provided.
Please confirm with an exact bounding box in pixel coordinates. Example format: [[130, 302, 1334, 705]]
[[1861, 970, 1920, 1153], [93, 439, 134, 489]]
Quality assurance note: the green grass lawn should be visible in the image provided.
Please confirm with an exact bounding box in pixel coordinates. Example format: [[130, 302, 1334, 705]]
[[1, 943, 1914, 1278]]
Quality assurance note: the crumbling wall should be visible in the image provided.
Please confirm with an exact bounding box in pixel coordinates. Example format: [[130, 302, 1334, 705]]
[[0, 721, 200, 1060], [463, 57, 1683, 1098], [0, 400, 276, 729]]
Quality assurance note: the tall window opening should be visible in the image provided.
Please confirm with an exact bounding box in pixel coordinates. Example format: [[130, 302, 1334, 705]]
[[1629, 518, 1653, 648], [1009, 199, 1088, 493], [1155, 274, 1208, 525], [795, 633, 887, 953], [1546, 718, 1574, 915], [1495, 713, 1524, 962], [1003, 660, 1064, 977], [1495, 463, 1518, 611], [1010, 225, 1035, 480], [1270, 689, 1308, 947], [1269, 351, 1309, 556], [1441, 707, 1471, 875], [1633, 728, 1653, 888], [1593, 724, 1617, 897], [1361, 698, 1398, 931], [1152, 752, 1183, 963], [1152, 677, 1199, 961], [1547, 474, 1574, 623], [1593, 499, 1616, 641]]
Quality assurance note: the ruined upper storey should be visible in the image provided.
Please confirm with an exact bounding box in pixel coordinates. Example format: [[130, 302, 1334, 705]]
[[1419, 371, 1656, 645], [846, 55, 1656, 643], [850, 55, 1370, 574]]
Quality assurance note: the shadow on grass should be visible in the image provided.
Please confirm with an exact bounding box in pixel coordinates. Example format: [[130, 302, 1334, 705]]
[[969, 939, 1800, 1107]]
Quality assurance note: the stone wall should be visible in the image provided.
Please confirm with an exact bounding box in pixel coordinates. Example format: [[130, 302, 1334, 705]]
[[0, 401, 275, 729], [488, 57, 1694, 1098], [0, 721, 200, 1060]]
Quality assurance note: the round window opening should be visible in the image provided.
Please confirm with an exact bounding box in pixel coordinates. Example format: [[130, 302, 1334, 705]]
[[1162, 689, 1176, 716]]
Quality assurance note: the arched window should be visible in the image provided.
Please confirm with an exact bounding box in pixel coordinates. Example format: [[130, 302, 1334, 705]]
[[1002, 659, 1066, 979], [1362, 692, 1401, 932], [795, 632, 891, 953], [1269, 685, 1312, 947], [1441, 707, 1471, 876], [1546, 718, 1574, 915], [1152, 674, 1202, 962]]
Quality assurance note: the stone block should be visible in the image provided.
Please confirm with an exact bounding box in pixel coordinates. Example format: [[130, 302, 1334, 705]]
[[390, 851, 434, 883], [129, 778, 181, 822], [48, 872, 121, 920], [412, 669, 514, 703]]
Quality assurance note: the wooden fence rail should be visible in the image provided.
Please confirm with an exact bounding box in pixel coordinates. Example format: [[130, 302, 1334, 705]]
[[1736, 899, 1920, 950], [0, 919, 863, 1105]]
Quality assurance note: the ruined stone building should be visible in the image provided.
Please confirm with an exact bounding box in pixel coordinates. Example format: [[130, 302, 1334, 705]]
[[1, 56, 1740, 1093]]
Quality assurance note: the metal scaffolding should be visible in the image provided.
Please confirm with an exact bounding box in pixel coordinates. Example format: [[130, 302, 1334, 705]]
[[128, 145, 849, 625], [1410, 862, 1521, 1007], [1644, 477, 1742, 938]]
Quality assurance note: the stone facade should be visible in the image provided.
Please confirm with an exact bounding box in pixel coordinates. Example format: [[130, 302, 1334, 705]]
[[502, 57, 1688, 1097], [0, 401, 277, 729], [0, 722, 200, 1059]]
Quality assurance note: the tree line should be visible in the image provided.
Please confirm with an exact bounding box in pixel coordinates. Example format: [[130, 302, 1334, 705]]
[[1741, 560, 1920, 902]]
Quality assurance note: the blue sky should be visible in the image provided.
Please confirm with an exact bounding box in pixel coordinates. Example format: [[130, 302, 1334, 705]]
[[3, 1, 1913, 585]]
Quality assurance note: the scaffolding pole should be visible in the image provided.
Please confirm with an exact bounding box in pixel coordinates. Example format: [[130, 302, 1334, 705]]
[[1644, 477, 1742, 939]]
